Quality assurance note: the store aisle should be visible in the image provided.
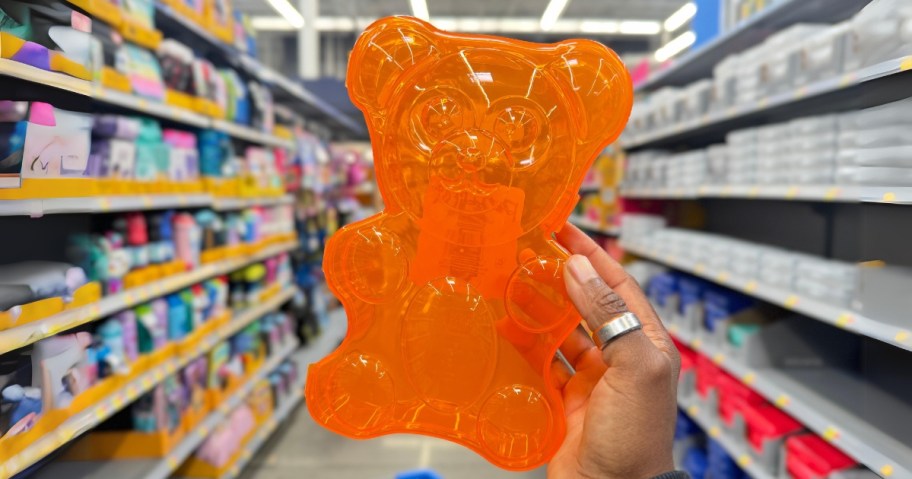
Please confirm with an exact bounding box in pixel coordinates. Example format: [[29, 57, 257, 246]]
[[241, 405, 547, 479]]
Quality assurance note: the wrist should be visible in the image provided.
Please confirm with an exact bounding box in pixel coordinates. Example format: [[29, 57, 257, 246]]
[[649, 472, 690, 479]]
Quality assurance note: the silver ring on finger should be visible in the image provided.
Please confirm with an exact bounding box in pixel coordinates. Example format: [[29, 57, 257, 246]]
[[592, 312, 642, 350]]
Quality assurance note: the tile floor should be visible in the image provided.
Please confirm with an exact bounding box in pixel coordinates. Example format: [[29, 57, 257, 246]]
[[240, 406, 547, 479]]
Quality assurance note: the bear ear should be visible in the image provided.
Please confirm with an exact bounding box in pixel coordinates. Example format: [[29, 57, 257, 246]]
[[548, 40, 633, 156], [347, 16, 440, 115]]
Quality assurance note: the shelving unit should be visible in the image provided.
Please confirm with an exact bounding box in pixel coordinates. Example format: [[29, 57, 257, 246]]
[[0, 239, 297, 355], [677, 394, 776, 479], [623, 241, 912, 352], [668, 324, 912, 479], [625, 56, 912, 150], [0, 61, 297, 150], [621, 185, 912, 204], [1, 291, 298, 479], [618, 3, 912, 479], [637, 0, 869, 90]]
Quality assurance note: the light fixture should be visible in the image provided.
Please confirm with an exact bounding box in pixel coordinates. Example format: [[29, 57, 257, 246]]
[[265, 0, 305, 28], [410, 0, 430, 21], [655, 30, 696, 62], [664, 2, 697, 32], [619, 20, 661, 35], [580, 20, 619, 34], [540, 0, 571, 31], [251, 16, 296, 30]]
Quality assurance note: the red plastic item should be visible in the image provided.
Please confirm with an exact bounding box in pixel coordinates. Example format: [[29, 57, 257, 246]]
[[742, 401, 803, 453], [695, 354, 722, 398], [786, 433, 858, 479], [305, 16, 633, 470], [715, 371, 764, 425], [674, 339, 698, 374]]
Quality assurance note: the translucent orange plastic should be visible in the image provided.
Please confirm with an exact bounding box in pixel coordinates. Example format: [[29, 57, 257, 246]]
[[305, 16, 633, 470]]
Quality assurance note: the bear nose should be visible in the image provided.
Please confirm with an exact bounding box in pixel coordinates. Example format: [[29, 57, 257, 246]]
[[430, 129, 512, 193], [458, 146, 485, 172]]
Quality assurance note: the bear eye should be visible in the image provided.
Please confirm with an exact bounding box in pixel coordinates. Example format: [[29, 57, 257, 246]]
[[487, 99, 549, 170], [409, 91, 469, 151]]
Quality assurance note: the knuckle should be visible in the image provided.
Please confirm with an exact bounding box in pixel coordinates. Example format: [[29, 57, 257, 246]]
[[641, 352, 672, 382]]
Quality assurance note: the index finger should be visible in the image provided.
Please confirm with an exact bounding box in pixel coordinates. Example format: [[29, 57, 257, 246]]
[[556, 223, 674, 352]]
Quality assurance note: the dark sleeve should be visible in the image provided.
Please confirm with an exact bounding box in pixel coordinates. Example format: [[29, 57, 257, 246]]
[[650, 472, 690, 479]]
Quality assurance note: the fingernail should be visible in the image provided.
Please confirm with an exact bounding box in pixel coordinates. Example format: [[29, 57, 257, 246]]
[[566, 255, 599, 284]]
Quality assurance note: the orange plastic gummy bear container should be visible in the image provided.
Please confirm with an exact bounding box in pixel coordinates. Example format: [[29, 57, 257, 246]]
[[305, 16, 632, 470]]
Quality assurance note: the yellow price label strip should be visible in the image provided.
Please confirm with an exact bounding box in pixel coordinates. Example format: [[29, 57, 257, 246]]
[[835, 313, 854, 329], [784, 295, 800, 308], [822, 426, 840, 441], [737, 455, 752, 467], [775, 394, 791, 407], [744, 280, 758, 293], [742, 372, 756, 386], [895, 330, 910, 343], [880, 465, 895, 477], [687, 404, 699, 416], [712, 353, 725, 365]]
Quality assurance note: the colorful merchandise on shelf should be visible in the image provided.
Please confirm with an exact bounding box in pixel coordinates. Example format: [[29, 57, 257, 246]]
[[786, 433, 860, 479], [0, 0, 94, 80]]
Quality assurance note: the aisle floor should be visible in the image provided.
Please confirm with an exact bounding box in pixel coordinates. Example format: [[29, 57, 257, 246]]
[[241, 405, 547, 479]]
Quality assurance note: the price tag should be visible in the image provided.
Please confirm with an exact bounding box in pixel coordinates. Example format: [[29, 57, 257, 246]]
[[112, 394, 124, 409], [895, 331, 910, 343], [822, 426, 840, 441], [824, 187, 840, 201], [154, 370, 164, 381], [744, 280, 758, 293], [668, 324, 679, 334], [716, 272, 729, 283], [167, 457, 179, 469], [786, 186, 799, 199], [198, 426, 209, 438], [178, 195, 188, 206], [695, 264, 706, 274], [141, 377, 153, 389], [712, 353, 724, 365], [742, 372, 756, 386], [883, 192, 897, 203], [95, 403, 110, 420], [775, 394, 790, 407], [127, 385, 139, 398], [880, 465, 895, 477], [690, 338, 702, 349], [835, 313, 853, 329], [142, 196, 153, 207], [687, 405, 699, 416], [901, 57, 912, 72], [99, 197, 111, 211], [784, 295, 800, 308], [737, 455, 752, 467], [839, 73, 856, 87], [123, 292, 135, 304], [708, 426, 720, 438]]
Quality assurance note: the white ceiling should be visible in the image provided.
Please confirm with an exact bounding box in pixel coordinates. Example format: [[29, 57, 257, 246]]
[[234, 0, 685, 24]]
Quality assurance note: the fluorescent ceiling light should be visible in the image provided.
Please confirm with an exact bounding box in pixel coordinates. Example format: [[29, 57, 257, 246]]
[[664, 2, 697, 32], [265, 0, 305, 29], [499, 18, 539, 32], [580, 20, 619, 34], [655, 30, 696, 62], [251, 16, 296, 30], [410, 0, 430, 21], [619, 20, 661, 35], [251, 15, 661, 35], [540, 0, 570, 31]]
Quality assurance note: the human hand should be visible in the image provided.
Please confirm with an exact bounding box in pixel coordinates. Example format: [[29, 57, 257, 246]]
[[548, 224, 681, 479]]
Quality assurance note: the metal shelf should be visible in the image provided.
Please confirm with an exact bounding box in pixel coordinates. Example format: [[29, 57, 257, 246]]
[[0, 58, 92, 96], [0, 239, 298, 355], [636, 0, 869, 91], [569, 215, 619, 236], [0, 193, 292, 217], [621, 185, 912, 205], [669, 324, 912, 479], [5, 290, 298, 479], [623, 242, 912, 352], [625, 56, 912, 150], [677, 394, 776, 479]]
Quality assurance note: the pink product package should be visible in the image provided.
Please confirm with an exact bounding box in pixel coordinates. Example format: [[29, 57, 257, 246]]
[[22, 103, 93, 178], [196, 404, 256, 467], [163, 130, 199, 182]]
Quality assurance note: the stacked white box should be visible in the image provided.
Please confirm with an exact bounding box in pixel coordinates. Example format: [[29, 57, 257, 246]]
[[843, 0, 912, 71]]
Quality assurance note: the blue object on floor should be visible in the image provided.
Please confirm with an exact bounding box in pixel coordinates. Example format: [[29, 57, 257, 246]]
[[396, 469, 444, 479]]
